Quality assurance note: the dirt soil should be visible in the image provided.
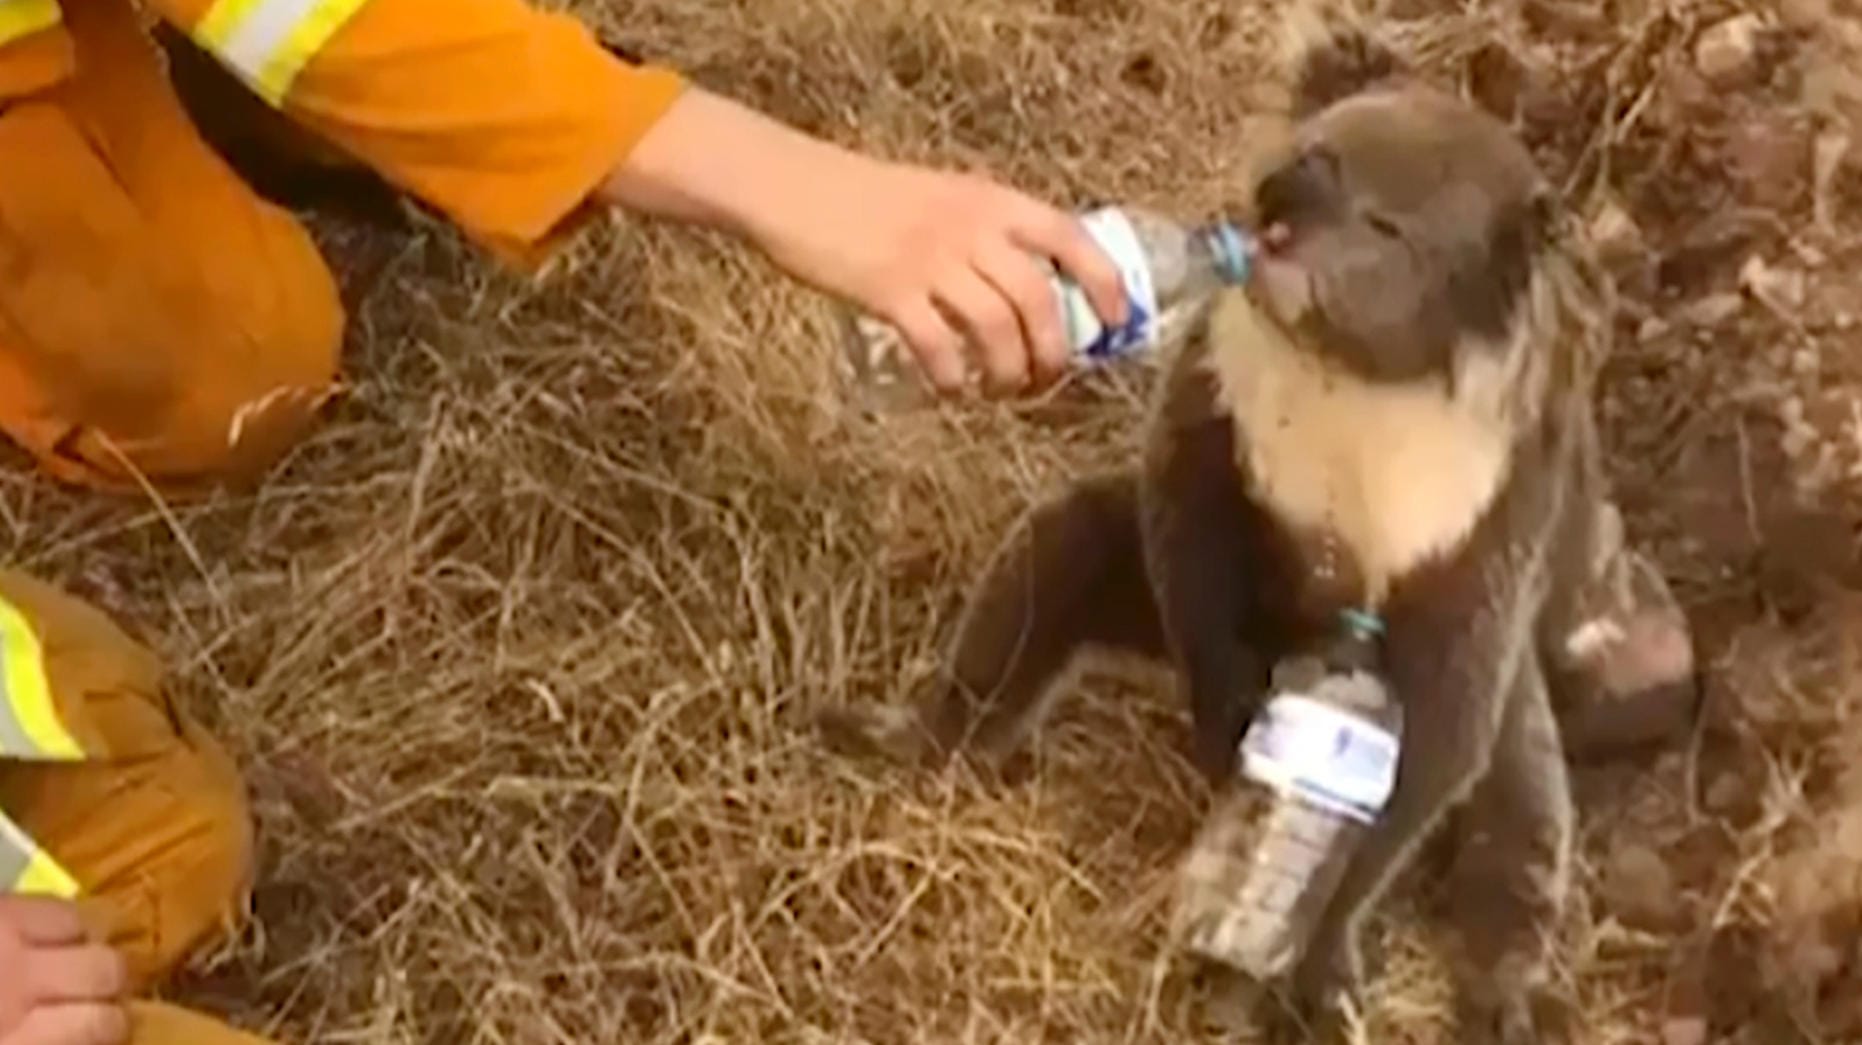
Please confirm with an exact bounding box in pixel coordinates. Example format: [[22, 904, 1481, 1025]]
[[4, 0, 1859, 1041]]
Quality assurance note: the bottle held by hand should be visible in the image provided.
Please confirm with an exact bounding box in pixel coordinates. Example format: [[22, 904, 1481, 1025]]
[[842, 206, 1256, 410]]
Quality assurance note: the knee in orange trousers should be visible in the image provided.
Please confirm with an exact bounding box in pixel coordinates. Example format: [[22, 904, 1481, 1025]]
[[0, 570, 275, 1044], [0, 0, 343, 496]]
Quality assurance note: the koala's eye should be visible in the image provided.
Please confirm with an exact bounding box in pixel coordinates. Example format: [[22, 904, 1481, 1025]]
[[1294, 148, 1340, 185], [1257, 146, 1342, 224], [1364, 211, 1404, 240]]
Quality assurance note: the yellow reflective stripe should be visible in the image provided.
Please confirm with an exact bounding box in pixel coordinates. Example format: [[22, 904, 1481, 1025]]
[[0, 0, 60, 46], [192, 0, 372, 106], [0, 597, 82, 762], [15, 849, 78, 898], [0, 812, 77, 899]]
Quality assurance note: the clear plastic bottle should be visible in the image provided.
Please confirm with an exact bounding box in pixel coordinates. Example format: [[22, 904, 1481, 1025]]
[[841, 206, 1256, 410], [1176, 616, 1402, 980]]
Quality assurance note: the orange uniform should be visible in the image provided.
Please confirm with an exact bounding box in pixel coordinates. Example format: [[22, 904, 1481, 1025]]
[[0, 0, 685, 493], [0, 0, 686, 1039], [0, 570, 270, 1044]]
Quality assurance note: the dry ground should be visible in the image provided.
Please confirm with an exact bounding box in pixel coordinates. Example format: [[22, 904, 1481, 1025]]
[[4, 0, 1860, 1041]]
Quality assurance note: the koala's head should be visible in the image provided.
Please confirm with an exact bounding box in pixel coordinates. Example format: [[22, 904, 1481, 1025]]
[[1244, 27, 1556, 383]]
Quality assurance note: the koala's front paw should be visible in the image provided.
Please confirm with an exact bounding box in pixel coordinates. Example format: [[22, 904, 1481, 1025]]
[[1257, 985, 1362, 1045], [1270, 928, 1366, 1044]]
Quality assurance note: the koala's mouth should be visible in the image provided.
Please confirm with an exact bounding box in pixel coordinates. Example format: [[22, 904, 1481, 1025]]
[[1260, 221, 1295, 254], [1248, 223, 1316, 325]]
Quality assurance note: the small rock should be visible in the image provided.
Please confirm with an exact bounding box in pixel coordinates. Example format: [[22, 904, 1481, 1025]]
[[1681, 293, 1745, 327], [1781, 424, 1818, 461], [1791, 240, 1829, 268], [1696, 15, 1765, 87], [1740, 254, 1808, 313], [1603, 843, 1685, 930], [1704, 772, 1748, 814], [1727, 115, 1811, 210], [1638, 316, 1672, 343], [1837, 312, 1857, 331], [1663, 1016, 1709, 1045], [1588, 199, 1644, 264]]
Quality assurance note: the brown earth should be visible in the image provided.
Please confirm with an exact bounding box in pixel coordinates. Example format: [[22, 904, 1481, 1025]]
[[4, 0, 1860, 1041]]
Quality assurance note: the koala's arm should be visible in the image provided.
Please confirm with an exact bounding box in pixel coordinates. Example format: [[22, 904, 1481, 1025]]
[[1290, 551, 1576, 1043], [1139, 332, 1272, 781], [1289, 588, 1515, 1017]]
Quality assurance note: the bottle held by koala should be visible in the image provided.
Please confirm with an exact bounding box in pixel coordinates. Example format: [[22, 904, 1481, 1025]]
[[841, 206, 1256, 411], [1178, 619, 1401, 980]]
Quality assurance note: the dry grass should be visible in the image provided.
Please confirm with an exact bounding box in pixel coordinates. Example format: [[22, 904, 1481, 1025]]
[[3, 0, 1859, 1041]]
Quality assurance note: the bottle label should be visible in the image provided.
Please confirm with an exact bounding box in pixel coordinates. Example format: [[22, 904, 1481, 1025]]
[[1066, 208, 1159, 362], [1238, 689, 1400, 825]]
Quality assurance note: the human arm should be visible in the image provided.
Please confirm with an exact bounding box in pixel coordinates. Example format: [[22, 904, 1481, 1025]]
[[597, 88, 1128, 394], [147, 0, 1126, 395]]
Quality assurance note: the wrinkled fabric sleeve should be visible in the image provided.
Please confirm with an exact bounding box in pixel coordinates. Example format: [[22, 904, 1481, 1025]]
[[149, 0, 688, 265]]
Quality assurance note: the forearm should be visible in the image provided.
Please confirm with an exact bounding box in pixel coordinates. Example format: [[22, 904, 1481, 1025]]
[[598, 89, 871, 250], [595, 81, 1126, 396]]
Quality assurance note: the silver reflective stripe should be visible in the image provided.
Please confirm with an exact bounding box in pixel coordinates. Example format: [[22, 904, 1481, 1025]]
[[215, 0, 322, 89], [0, 809, 75, 896], [0, 812, 28, 888], [193, 0, 373, 106]]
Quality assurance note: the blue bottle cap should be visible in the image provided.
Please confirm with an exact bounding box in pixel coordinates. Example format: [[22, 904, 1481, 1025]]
[[1210, 223, 1255, 285]]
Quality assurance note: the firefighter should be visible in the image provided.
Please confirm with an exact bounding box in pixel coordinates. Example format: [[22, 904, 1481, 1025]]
[[0, 568, 266, 1044], [0, 0, 1127, 493], [0, 0, 1127, 1041]]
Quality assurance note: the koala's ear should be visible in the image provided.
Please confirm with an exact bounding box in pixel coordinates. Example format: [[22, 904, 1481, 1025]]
[[1282, 4, 1406, 117]]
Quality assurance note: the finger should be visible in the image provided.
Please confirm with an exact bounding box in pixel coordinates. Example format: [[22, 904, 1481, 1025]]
[[1007, 201, 1129, 329], [0, 897, 89, 948], [11, 1002, 130, 1045], [884, 296, 969, 394], [972, 237, 1068, 388], [26, 945, 128, 1004], [931, 266, 1029, 396]]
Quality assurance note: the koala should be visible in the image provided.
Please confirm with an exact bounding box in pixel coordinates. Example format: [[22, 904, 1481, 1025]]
[[818, 10, 1699, 1044]]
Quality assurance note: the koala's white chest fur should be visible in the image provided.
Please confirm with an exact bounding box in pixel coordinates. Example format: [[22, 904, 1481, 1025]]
[[1203, 291, 1523, 604]]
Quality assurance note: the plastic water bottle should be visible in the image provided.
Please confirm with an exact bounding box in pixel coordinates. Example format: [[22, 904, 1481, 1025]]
[[841, 206, 1256, 410], [1176, 615, 1402, 980]]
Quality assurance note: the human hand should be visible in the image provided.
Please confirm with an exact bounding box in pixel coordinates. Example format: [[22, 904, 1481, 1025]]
[[603, 89, 1130, 396], [747, 157, 1131, 396], [0, 897, 128, 1045]]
